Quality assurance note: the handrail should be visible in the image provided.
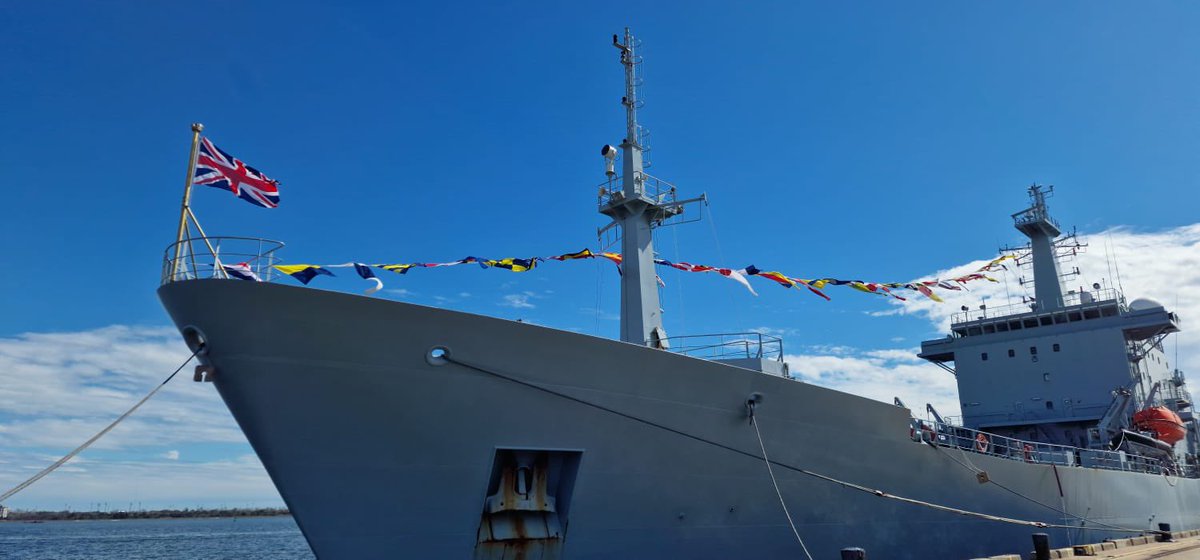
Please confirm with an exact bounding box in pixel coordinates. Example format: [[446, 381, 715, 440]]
[[952, 288, 1125, 326], [912, 418, 1196, 478], [161, 236, 285, 285], [598, 172, 678, 209], [663, 332, 784, 361]]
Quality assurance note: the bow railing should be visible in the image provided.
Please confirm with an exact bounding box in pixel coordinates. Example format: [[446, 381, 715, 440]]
[[161, 236, 285, 285]]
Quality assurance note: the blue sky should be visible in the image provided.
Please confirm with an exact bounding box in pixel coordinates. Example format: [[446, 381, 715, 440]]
[[1, 2, 1199, 510]]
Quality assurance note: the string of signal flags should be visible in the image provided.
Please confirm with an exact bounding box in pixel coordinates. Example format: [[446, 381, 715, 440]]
[[173, 130, 1020, 304], [225, 251, 1021, 303]]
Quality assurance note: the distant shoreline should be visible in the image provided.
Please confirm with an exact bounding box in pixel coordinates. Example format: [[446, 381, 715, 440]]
[[0, 508, 291, 522]]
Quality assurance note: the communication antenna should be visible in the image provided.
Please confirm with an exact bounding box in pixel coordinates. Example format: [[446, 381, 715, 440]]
[[1104, 235, 1116, 293], [1109, 232, 1126, 299]]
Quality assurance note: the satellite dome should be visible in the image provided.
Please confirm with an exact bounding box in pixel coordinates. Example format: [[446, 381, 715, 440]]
[[1128, 298, 1164, 311]]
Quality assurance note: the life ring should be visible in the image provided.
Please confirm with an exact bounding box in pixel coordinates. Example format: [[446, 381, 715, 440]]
[[1023, 444, 1035, 462], [975, 433, 990, 453]]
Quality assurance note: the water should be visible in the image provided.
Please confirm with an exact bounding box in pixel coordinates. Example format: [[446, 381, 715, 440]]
[[0, 516, 314, 559]]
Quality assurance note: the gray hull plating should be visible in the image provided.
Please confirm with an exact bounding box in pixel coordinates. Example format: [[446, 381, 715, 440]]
[[159, 280, 1200, 559]]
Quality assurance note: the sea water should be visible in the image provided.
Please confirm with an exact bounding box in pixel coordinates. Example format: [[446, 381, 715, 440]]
[[0, 516, 314, 559]]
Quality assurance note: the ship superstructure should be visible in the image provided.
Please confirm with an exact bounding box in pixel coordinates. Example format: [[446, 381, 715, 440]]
[[157, 29, 1200, 559], [920, 186, 1194, 466]]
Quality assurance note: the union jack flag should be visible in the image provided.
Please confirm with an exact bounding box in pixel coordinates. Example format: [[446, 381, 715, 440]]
[[193, 137, 280, 208]]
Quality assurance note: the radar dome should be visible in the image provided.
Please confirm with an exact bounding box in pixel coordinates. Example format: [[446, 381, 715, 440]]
[[1128, 298, 1164, 311]]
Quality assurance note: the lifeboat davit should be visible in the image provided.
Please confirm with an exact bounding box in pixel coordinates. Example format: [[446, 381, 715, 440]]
[[1133, 407, 1187, 445]]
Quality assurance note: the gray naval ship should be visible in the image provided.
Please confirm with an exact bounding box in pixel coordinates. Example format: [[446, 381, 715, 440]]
[[159, 29, 1198, 559]]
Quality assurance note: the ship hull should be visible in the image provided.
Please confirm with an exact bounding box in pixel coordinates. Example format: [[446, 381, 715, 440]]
[[159, 280, 1200, 559]]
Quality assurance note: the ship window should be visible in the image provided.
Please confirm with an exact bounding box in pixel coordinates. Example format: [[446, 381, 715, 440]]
[[1029, 346, 1038, 355], [1045, 401, 1054, 410], [981, 352, 988, 361], [1008, 349, 1015, 358], [1053, 343, 1060, 352], [1043, 373, 1050, 382]]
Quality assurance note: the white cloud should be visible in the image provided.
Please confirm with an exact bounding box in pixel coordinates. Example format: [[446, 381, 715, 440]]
[[0, 326, 275, 509], [749, 326, 798, 337], [0, 452, 280, 510], [501, 293, 535, 309], [786, 347, 960, 420], [789, 223, 1200, 422], [878, 224, 1200, 373], [0, 326, 245, 449]]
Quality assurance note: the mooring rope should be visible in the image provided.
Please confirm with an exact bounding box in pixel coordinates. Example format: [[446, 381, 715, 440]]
[[932, 440, 1151, 534], [444, 354, 1158, 534], [749, 405, 814, 560], [0, 348, 200, 503]]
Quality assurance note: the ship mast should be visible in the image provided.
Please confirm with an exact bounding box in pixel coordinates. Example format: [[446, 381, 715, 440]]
[[1012, 185, 1066, 311], [599, 28, 702, 347]]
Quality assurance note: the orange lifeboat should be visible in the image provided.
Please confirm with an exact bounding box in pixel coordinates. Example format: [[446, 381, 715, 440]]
[[1133, 407, 1187, 445]]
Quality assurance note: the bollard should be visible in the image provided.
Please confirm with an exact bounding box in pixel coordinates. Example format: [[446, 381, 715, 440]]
[[1031, 533, 1050, 560], [1158, 522, 1173, 542], [840, 547, 866, 560]]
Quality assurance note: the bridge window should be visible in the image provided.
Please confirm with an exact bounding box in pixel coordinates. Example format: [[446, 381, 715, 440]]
[[1053, 343, 1060, 352], [1008, 349, 1015, 358]]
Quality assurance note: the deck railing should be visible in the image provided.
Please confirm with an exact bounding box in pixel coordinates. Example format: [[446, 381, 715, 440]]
[[161, 236, 285, 285], [951, 288, 1125, 326], [663, 332, 784, 361], [912, 419, 1197, 478], [598, 172, 678, 209]]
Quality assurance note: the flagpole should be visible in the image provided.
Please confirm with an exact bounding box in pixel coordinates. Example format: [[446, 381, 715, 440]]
[[186, 207, 227, 279], [170, 123, 204, 280]]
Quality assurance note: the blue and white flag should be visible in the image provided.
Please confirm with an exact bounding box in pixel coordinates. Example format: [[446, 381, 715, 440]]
[[354, 263, 383, 294], [222, 262, 262, 281]]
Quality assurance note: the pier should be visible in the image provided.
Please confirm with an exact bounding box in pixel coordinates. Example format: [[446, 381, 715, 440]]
[[972, 529, 1200, 559]]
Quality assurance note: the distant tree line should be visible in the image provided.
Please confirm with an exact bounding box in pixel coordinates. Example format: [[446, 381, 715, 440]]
[[1, 507, 290, 521]]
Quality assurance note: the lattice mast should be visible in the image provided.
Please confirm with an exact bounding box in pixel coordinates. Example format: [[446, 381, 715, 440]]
[[1011, 185, 1066, 311]]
